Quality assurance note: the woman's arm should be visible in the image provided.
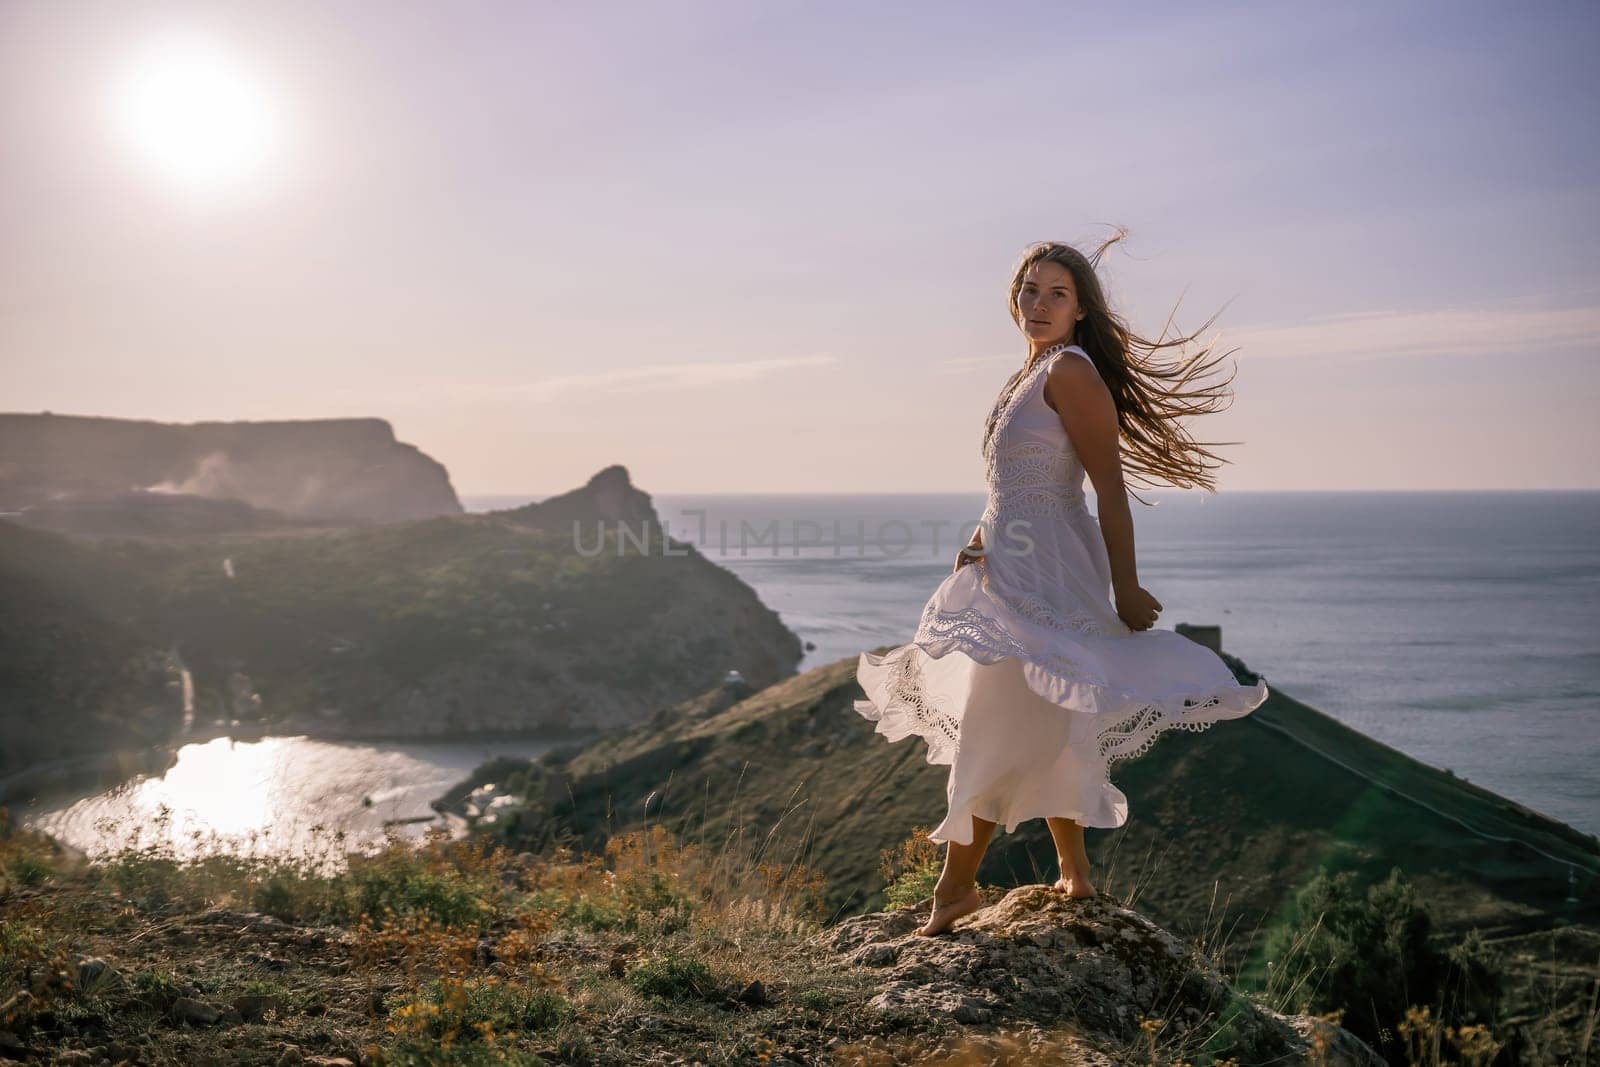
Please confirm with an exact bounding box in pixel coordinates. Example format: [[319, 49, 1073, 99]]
[[1043, 361, 1163, 630]]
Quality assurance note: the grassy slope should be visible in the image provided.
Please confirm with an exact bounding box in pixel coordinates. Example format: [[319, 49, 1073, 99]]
[[0, 816, 895, 1066], [470, 651, 1600, 1047], [1, 514, 802, 753]]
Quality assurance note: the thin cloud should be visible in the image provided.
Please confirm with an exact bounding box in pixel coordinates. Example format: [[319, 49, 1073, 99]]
[[1224, 301, 1600, 361], [320, 354, 839, 410], [935, 354, 1020, 374], [494, 354, 839, 400]]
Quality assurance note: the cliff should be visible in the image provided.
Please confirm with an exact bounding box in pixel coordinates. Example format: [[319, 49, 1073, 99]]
[[451, 652, 1600, 1061], [0, 412, 461, 529]]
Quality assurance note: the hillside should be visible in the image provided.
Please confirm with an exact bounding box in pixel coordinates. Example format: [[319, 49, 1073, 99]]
[[448, 650, 1600, 1060], [0, 521, 183, 786], [0, 812, 1380, 1065], [0, 466, 802, 780]]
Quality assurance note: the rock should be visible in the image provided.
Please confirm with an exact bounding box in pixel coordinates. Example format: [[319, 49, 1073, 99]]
[[247, 952, 290, 971], [304, 1058, 356, 1067], [608, 939, 640, 979], [1291, 1014, 1387, 1065], [819, 885, 1384, 1066], [0, 995, 33, 1028], [233, 994, 286, 1023], [850, 943, 898, 968], [870, 979, 1000, 1025], [51, 1051, 94, 1065], [169, 997, 222, 1026]]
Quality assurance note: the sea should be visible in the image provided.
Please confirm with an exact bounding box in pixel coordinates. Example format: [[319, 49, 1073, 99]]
[[24, 489, 1600, 854]]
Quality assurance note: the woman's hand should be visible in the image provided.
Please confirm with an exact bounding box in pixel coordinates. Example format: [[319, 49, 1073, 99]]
[[953, 529, 984, 574], [1115, 584, 1162, 631]]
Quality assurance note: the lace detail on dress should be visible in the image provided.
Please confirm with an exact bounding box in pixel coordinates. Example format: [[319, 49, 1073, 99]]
[[973, 346, 1113, 639], [980, 344, 1075, 455], [917, 598, 1031, 658], [874, 651, 962, 765], [918, 600, 1111, 685], [1095, 694, 1226, 766], [986, 577, 1113, 637], [983, 441, 1093, 519]]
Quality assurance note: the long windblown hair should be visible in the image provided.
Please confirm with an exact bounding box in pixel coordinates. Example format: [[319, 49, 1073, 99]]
[[994, 228, 1246, 503]]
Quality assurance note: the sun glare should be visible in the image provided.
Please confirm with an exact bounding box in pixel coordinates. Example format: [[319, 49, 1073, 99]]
[[109, 31, 283, 193]]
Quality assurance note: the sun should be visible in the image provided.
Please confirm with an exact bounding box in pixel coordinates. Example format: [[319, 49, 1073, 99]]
[[109, 30, 283, 193]]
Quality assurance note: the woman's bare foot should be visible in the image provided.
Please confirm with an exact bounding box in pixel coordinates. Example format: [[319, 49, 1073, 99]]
[[917, 886, 982, 936], [1052, 874, 1097, 899]]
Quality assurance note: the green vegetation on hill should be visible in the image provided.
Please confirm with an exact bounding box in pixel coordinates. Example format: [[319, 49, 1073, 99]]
[[0, 807, 863, 1065], [0, 503, 800, 768], [0, 522, 182, 777], [0, 804, 1402, 1065], [449, 652, 1600, 1062]]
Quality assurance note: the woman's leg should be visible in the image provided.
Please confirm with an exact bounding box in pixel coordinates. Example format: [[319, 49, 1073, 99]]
[[1046, 816, 1097, 898], [917, 814, 997, 936]]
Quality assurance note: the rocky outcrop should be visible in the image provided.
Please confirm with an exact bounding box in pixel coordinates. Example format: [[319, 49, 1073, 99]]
[[0, 412, 460, 527], [822, 885, 1383, 1065], [497, 464, 658, 536]]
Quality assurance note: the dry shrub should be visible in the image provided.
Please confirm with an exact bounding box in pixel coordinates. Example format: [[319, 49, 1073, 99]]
[[518, 823, 826, 941], [878, 827, 941, 911]]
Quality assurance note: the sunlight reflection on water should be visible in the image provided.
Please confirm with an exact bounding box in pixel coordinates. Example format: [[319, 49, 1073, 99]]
[[25, 735, 558, 862]]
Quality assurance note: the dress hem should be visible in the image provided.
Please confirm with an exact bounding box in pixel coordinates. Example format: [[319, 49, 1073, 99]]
[[854, 636, 1270, 769]]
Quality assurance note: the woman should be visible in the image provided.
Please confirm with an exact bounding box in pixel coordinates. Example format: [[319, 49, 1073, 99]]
[[853, 231, 1271, 937]]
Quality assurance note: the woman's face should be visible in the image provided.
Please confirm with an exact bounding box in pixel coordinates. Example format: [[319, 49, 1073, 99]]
[[1016, 260, 1084, 349]]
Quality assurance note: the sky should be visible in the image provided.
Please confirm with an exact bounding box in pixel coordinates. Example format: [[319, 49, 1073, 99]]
[[2, 0, 1597, 494]]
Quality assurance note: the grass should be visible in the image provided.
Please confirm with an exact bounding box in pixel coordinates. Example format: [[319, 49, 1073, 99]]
[[626, 953, 730, 1002], [4, 799, 1585, 1066], [0, 802, 884, 1065], [877, 827, 943, 911]]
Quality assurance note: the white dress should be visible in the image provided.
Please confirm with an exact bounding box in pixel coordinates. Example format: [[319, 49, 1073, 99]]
[[853, 342, 1270, 845]]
